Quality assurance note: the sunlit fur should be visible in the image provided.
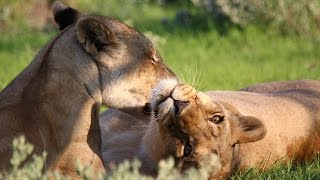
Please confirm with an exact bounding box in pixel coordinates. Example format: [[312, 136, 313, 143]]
[[100, 82, 266, 179], [101, 79, 320, 179], [143, 84, 266, 179], [0, 2, 176, 178]]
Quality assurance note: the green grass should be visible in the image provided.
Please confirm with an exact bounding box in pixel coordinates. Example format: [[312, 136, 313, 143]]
[[160, 27, 320, 91], [232, 159, 320, 179], [2, 25, 320, 91], [0, 30, 56, 90], [1, 0, 320, 178]]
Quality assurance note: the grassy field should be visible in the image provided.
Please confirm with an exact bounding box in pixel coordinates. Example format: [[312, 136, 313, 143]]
[[1, 0, 320, 178], [2, 23, 320, 91]]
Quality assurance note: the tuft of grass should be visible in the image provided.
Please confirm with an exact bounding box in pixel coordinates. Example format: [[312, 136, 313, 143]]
[[231, 158, 320, 179]]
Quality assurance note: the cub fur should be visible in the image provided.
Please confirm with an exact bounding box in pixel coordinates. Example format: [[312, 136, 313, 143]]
[[0, 1, 176, 178], [100, 80, 320, 178]]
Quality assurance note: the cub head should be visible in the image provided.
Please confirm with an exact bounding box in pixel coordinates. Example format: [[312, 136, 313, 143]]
[[51, 1, 177, 116], [146, 84, 266, 176]]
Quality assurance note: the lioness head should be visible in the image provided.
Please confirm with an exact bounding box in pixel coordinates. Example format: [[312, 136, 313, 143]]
[[51, 2, 177, 116], [145, 84, 266, 177]]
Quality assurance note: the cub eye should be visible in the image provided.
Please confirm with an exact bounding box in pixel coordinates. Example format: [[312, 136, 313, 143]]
[[210, 115, 224, 124], [183, 142, 192, 157]]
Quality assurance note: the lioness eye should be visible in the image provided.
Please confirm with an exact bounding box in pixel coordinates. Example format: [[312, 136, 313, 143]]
[[151, 57, 158, 65], [183, 143, 192, 157], [210, 115, 224, 124]]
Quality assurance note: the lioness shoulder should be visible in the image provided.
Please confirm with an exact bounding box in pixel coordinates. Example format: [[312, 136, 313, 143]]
[[0, 1, 176, 178]]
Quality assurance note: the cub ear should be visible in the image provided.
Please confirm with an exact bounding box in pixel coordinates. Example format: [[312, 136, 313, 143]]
[[230, 115, 266, 145], [76, 17, 118, 58], [52, 1, 80, 30]]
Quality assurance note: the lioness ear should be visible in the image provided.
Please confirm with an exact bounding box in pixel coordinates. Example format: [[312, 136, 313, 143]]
[[52, 1, 80, 30], [231, 115, 266, 145], [76, 17, 117, 58]]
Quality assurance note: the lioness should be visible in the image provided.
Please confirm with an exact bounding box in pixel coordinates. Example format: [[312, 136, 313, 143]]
[[100, 80, 320, 178], [0, 1, 176, 178]]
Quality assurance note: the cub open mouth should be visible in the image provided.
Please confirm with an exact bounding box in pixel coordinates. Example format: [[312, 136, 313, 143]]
[[143, 103, 152, 115], [173, 100, 190, 115]]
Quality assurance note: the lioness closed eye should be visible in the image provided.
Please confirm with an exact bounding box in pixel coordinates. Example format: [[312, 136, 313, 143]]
[[0, 1, 176, 178]]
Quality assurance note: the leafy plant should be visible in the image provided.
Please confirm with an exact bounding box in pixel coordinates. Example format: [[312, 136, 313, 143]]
[[0, 136, 215, 179], [0, 136, 48, 180], [192, 0, 320, 39]]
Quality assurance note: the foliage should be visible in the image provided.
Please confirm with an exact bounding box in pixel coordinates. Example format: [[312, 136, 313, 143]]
[[0, 136, 215, 180], [0, 136, 49, 180], [192, 0, 320, 39], [0, 0, 38, 31], [1, 136, 320, 179]]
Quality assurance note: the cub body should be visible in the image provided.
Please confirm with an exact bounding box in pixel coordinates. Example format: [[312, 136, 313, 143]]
[[101, 80, 320, 178]]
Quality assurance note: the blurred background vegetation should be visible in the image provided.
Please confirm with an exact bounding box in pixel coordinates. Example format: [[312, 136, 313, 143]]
[[1, 0, 320, 178], [1, 0, 320, 91]]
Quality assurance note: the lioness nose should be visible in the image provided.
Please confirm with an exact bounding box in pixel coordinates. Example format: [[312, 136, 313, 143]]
[[173, 99, 189, 115]]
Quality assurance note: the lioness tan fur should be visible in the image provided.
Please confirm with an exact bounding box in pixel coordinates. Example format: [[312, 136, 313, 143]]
[[0, 2, 176, 178], [100, 79, 320, 179]]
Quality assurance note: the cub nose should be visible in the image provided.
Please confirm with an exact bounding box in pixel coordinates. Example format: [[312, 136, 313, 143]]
[[173, 99, 189, 115]]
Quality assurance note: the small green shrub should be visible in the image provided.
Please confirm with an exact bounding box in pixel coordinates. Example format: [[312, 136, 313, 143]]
[[0, 136, 48, 180], [0, 0, 37, 31], [0, 136, 215, 180], [76, 0, 150, 20], [192, 0, 320, 39]]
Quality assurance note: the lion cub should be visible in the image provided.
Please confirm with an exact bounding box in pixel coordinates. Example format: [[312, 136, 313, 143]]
[[142, 83, 267, 178], [101, 80, 320, 179], [101, 81, 267, 178]]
